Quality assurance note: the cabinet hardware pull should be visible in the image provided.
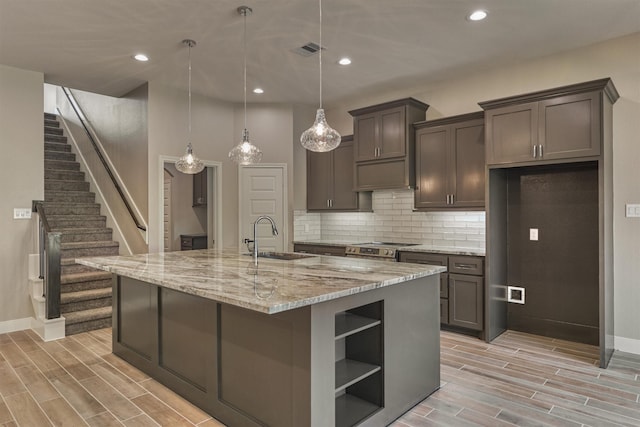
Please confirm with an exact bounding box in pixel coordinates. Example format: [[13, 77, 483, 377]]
[[533, 144, 538, 158], [539, 144, 543, 158], [451, 194, 455, 205], [455, 264, 475, 269]]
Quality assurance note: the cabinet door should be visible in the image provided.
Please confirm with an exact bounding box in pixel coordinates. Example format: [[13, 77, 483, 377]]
[[448, 274, 483, 331], [306, 151, 331, 210], [415, 126, 449, 209], [354, 113, 378, 161], [192, 170, 207, 206], [539, 91, 600, 160], [331, 140, 358, 210], [485, 102, 538, 165], [452, 119, 485, 208], [378, 106, 406, 159]]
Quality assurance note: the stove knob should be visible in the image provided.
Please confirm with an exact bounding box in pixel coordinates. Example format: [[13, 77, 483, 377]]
[[383, 249, 389, 255]]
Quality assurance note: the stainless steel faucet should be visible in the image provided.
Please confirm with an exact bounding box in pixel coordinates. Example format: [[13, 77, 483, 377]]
[[253, 215, 278, 265]]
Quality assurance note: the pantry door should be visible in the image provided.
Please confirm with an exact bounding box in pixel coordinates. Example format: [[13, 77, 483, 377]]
[[239, 165, 287, 253]]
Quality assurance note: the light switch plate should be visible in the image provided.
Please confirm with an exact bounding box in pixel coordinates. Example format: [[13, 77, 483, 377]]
[[529, 228, 538, 241], [626, 204, 640, 218], [14, 208, 32, 219]]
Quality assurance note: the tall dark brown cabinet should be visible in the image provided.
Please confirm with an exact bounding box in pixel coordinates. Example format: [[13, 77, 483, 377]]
[[480, 78, 619, 368]]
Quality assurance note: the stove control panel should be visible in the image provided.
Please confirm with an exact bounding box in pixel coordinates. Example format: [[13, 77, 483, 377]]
[[346, 246, 397, 258]]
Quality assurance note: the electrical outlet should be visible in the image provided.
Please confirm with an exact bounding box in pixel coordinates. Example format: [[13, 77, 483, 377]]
[[529, 228, 538, 241], [626, 204, 640, 218], [14, 208, 32, 219], [507, 286, 525, 304]]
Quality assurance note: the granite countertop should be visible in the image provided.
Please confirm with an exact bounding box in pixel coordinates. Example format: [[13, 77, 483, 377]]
[[76, 249, 445, 315], [294, 240, 485, 257]]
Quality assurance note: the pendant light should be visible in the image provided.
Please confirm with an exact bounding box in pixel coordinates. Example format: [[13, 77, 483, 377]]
[[300, 0, 341, 152], [176, 39, 205, 174], [229, 6, 263, 165]]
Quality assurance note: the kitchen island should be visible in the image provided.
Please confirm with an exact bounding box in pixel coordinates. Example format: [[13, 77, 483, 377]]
[[77, 250, 445, 427]]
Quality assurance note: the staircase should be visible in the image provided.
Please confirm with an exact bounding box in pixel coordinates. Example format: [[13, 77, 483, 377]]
[[43, 112, 119, 335]]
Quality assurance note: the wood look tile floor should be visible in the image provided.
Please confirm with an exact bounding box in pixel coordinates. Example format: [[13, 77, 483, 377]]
[[0, 329, 638, 427]]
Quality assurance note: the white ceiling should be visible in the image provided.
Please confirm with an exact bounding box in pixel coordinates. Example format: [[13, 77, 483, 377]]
[[1, 0, 639, 106]]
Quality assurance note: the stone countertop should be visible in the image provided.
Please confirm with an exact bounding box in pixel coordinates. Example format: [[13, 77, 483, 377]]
[[76, 249, 445, 315], [294, 240, 485, 257], [398, 245, 485, 257]]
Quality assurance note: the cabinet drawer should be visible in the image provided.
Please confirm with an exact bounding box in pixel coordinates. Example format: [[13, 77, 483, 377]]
[[449, 256, 483, 276], [398, 252, 447, 266]]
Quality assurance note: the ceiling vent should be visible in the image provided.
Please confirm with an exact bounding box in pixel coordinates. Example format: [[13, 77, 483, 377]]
[[293, 42, 323, 57]]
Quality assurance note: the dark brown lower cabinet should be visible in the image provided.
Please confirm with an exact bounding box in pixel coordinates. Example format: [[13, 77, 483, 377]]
[[399, 251, 484, 334]]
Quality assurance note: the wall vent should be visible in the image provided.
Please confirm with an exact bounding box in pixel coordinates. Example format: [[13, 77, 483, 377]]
[[293, 42, 322, 57]]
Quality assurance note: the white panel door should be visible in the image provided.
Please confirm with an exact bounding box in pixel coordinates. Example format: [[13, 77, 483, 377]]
[[239, 165, 286, 253]]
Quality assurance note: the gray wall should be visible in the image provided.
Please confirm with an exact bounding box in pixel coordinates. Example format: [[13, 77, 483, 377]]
[[0, 65, 43, 325], [323, 32, 640, 349], [147, 82, 296, 252], [71, 84, 149, 221]]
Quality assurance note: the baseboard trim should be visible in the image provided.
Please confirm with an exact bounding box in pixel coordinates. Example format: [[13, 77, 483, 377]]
[[31, 316, 65, 342], [0, 317, 32, 334], [615, 336, 640, 355]]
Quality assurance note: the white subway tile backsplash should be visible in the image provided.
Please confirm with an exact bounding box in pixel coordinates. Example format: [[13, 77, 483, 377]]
[[294, 190, 485, 247]]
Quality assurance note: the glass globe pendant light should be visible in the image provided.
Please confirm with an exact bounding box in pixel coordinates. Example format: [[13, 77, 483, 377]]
[[229, 6, 263, 165], [300, 0, 341, 152], [176, 39, 205, 174]]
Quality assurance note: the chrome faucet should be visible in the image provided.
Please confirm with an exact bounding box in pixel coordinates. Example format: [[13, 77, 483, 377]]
[[253, 215, 278, 265]]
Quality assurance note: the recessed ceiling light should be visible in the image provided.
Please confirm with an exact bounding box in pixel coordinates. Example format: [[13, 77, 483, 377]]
[[134, 54, 149, 62], [253, 88, 264, 94], [468, 10, 488, 21], [338, 57, 352, 66]]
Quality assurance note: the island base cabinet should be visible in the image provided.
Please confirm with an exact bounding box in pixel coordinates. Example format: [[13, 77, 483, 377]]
[[112, 274, 440, 427]]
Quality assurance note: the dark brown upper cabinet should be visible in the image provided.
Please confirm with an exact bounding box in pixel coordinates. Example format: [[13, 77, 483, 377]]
[[192, 169, 207, 207], [480, 79, 618, 167], [349, 98, 428, 191], [307, 136, 371, 211], [414, 112, 485, 210]]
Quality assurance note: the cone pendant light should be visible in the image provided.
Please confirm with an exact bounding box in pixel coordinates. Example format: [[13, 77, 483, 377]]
[[300, 0, 341, 152]]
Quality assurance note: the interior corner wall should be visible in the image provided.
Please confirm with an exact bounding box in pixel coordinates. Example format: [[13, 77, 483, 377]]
[[69, 84, 149, 222], [326, 32, 640, 345], [0, 65, 44, 323]]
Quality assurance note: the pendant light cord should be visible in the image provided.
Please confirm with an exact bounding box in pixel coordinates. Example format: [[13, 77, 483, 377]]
[[243, 9, 248, 131], [319, 0, 323, 109], [188, 42, 192, 139]]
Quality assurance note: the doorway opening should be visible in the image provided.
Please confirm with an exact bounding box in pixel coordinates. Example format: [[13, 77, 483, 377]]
[[159, 157, 222, 252]]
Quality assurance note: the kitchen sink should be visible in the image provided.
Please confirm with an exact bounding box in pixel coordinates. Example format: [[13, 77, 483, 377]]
[[246, 251, 315, 261]]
